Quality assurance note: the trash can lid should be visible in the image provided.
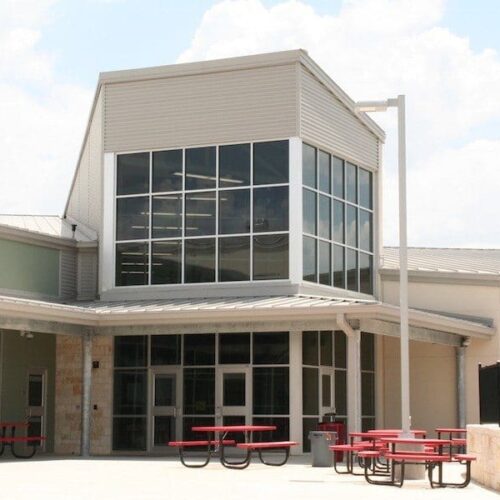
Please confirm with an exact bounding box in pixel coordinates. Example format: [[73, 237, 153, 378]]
[[308, 431, 337, 439]]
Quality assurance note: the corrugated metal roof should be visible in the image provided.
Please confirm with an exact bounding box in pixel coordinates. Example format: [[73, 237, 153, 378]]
[[382, 247, 500, 276], [74, 294, 375, 315], [0, 215, 97, 242]]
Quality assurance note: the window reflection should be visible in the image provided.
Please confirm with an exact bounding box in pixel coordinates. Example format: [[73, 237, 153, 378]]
[[151, 241, 181, 285], [219, 189, 250, 234], [253, 186, 289, 233], [117, 153, 150, 196], [253, 234, 289, 280], [219, 143, 250, 187], [185, 147, 216, 190], [116, 197, 149, 241], [219, 236, 250, 282], [253, 140, 289, 185], [116, 242, 149, 287], [153, 149, 182, 193], [185, 192, 216, 237], [303, 236, 317, 283], [184, 238, 215, 283], [318, 150, 331, 194], [152, 194, 182, 239], [302, 143, 316, 188]]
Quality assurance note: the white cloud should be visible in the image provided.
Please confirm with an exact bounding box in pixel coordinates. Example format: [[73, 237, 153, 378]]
[[0, 0, 92, 215], [179, 0, 500, 247]]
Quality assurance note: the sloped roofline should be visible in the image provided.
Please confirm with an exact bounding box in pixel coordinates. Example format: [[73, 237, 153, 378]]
[[63, 49, 385, 217]]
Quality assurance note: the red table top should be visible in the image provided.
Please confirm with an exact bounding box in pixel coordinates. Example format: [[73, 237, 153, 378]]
[[0, 422, 29, 428], [435, 428, 466, 434], [192, 425, 276, 433], [367, 429, 426, 435]]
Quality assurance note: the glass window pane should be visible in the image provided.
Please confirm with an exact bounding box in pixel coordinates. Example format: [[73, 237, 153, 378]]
[[253, 234, 289, 280], [303, 188, 316, 236], [333, 200, 344, 243], [219, 189, 250, 234], [303, 418, 319, 453], [318, 240, 331, 286], [318, 150, 331, 194], [362, 372, 375, 416], [360, 253, 373, 295], [253, 367, 289, 414], [346, 162, 357, 204], [184, 238, 215, 283], [320, 331, 333, 366], [117, 153, 150, 196], [253, 417, 290, 441], [332, 156, 344, 199], [184, 334, 215, 366], [346, 248, 358, 291], [185, 191, 216, 237], [152, 194, 182, 239], [28, 375, 43, 406], [361, 332, 375, 371], [115, 242, 149, 287], [318, 195, 331, 240], [334, 370, 347, 415], [334, 331, 347, 369], [359, 209, 372, 252], [223, 374, 246, 406], [253, 332, 289, 364], [114, 336, 147, 367], [322, 374, 331, 407], [359, 168, 372, 209], [151, 240, 181, 285], [116, 197, 149, 241], [154, 415, 175, 446], [183, 368, 215, 414], [151, 335, 181, 365], [303, 236, 317, 283], [346, 205, 358, 248], [219, 333, 250, 364], [333, 245, 345, 289], [219, 143, 250, 188], [113, 417, 147, 451], [155, 375, 176, 406], [302, 143, 316, 188], [303, 367, 319, 415], [219, 236, 250, 282], [302, 331, 318, 366], [152, 149, 182, 193], [253, 186, 289, 232], [185, 146, 216, 190], [253, 140, 289, 185], [113, 369, 147, 415]]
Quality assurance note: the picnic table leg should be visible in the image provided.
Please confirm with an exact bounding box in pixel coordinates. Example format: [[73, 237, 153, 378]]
[[256, 447, 291, 466], [219, 430, 251, 469], [10, 442, 38, 459]]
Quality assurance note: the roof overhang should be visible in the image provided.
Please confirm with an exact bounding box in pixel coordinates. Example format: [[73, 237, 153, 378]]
[[0, 295, 494, 346]]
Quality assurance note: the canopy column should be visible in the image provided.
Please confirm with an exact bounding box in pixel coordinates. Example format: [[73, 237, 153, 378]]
[[337, 314, 361, 433], [456, 337, 470, 428], [81, 331, 92, 457]]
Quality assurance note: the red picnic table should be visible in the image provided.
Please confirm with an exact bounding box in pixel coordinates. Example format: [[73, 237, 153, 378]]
[[0, 421, 46, 459], [169, 424, 298, 469]]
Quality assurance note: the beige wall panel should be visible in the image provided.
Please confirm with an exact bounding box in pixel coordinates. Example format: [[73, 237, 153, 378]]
[[104, 64, 298, 152], [300, 68, 380, 169], [382, 336, 457, 435], [66, 91, 103, 235], [381, 279, 500, 424]]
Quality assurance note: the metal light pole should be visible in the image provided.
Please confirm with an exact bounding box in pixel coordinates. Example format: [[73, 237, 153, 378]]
[[355, 95, 411, 435]]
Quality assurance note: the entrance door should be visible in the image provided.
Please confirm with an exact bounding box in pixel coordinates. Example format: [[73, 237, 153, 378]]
[[320, 368, 335, 417], [216, 367, 251, 427], [150, 368, 181, 452], [26, 369, 46, 452]]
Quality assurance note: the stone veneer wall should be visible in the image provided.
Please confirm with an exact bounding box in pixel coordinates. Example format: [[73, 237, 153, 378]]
[[468, 424, 500, 491], [55, 335, 113, 455]]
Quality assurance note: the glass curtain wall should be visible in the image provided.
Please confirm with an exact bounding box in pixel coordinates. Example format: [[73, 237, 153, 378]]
[[112, 332, 291, 451], [115, 140, 289, 287], [301, 331, 375, 451], [302, 143, 374, 294]]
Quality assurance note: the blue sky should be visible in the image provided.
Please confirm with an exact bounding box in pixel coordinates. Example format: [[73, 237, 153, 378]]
[[1, 0, 499, 247]]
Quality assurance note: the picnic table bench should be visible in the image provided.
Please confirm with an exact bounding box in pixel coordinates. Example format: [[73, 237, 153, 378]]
[[0, 422, 46, 459]]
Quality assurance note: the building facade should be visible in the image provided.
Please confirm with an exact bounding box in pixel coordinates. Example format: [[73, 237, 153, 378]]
[[0, 50, 497, 456]]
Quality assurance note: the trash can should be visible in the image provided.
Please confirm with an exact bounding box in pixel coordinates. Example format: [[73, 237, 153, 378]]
[[308, 431, 336, 467]]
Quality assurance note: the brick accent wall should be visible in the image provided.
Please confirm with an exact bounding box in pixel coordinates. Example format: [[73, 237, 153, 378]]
[[55, 335, 113, 455]]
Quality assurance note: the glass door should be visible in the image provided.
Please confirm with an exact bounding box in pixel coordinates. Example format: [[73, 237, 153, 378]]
[[26, 369, 46, 452], [216, 367, 251, 428], [320, 368, 335, 418], [150, 368, 181, 452]]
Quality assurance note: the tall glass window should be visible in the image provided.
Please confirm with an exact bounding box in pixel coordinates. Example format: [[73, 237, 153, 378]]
[[115, 141, 289, 286], [302, 143, 374, 294]]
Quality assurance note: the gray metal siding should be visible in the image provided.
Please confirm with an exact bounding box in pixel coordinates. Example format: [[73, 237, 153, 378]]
[[60, 250, 77, 300], [66, 90, 103, 234], [300, 67, 379, 169], [77, 250, 98, 301], [104, 64, 298, 152]]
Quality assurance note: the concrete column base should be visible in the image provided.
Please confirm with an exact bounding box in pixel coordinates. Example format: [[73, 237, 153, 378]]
[[394, 443, 426, 480]]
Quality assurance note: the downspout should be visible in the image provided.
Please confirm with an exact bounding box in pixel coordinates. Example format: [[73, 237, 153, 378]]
[[457, 336, 470, 429], [337, 314, 362, 433]]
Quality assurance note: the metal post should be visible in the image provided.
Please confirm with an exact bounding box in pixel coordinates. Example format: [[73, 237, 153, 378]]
[[81, 331, 92, 457], [456, 345, 467, 428], [397, 95, 411, 436]]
